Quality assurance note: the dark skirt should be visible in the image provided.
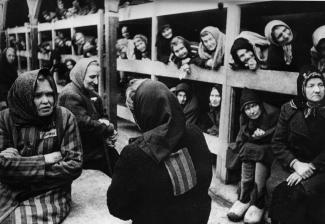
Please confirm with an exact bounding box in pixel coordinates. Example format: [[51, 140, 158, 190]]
[[239, 142, 274, 167]]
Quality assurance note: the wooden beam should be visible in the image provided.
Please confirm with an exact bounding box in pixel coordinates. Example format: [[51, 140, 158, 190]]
[[150, 1, 158, 81], [97, 9, 105, 96], [0, 0, 8, 51], [26, 0, 43, 20]]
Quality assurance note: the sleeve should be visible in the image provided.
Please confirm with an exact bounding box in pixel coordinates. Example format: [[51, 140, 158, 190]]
[[271, 105, 296, 168], [58, 93, 114, 138], [107, 146, 138, 220]]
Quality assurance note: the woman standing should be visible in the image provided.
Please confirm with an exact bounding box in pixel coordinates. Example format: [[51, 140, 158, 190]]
[[0, 47, 18, 110], [107, 79, 212, 224], [267, 66, 325, 224]]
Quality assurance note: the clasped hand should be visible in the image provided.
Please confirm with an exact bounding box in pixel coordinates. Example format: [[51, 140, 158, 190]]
[[252, 128, 265, 138], [293, 161, 315, 179]]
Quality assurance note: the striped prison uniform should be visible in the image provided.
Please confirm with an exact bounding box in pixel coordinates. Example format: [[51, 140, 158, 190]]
[[0, 106, 83, 224]]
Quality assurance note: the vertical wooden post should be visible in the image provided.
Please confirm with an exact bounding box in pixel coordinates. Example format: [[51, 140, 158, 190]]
[[70, 27, 76, 55], [151, 1, 158, 81], [37, 31, 41, 67], [0, 0, 8, 52], [15, 32, 21, 71], [97, 9, 105, 96], [25, 28, 31, 71], [104, 0, 119, 127], [217, 3, 241, 183]]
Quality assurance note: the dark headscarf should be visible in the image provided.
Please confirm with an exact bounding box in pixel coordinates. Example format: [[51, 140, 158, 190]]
[[0, 48, 18, 101], [291, 65, 325, 117], [231, 38, 255, 68], [7, 68, 57, 127], [175, 83, 200, 125], [240, 88, 261, 112], [133, 80, 186, 163]]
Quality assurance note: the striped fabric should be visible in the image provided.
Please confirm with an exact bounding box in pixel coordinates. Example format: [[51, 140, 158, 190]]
[[0, 107, 82, 223], [164, 147, 197, 196]]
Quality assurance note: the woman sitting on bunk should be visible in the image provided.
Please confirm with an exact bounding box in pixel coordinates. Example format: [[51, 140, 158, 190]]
[[133, 34, 151, 60], [230, 31, 270, 71], [156, 24, 175, 64], [198, 26, 225, 70]]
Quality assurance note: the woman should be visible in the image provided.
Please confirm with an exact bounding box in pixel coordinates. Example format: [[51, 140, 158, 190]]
[[311, 25, 325, 72], [227, 88, 279, 224], [175, 82, 200, 126], [133, 34, 151, 60], [0, 47, 18, 110], [267, 66, 325, 224], [230, 31, 270, 71], [198, 26, 225, 70], [58, 58, 118, 177], [199, 85, 222, 136], [170, 36, 202, 79], [107, 79, 212, 224], [156, 24, 175, 64]]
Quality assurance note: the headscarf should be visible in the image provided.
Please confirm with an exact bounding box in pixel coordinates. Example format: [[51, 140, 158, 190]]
[[311, 25, 325, 71], [175, 83, 200, 125], [69, 57, 98, 92], [231, 31, 270, 68], [7, 68, 57, 127], [291, 65, 325, 118], [170, 36, 196, 68], [198, 26, 225, 69], [265, 20, 293, 65], [240, 87, 262, 113], [209, 84, 222, 110], [133, 34, 150, 60], [128, 79, 186, 163]]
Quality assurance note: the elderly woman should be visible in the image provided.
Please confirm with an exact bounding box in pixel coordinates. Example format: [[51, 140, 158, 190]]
[[198, 26, 225, 70], [58, 58, 117, 177], [230, 31, 270, 71], [227, 88, 279, 224], [156, 24, 175, 64], [0, 47, 18, 110], [0, 68, 82, 223], [133, 34, 151, 60], [107, 79, 212, 224], [311, 25, 325, 72], [267, 66, 325, 224]]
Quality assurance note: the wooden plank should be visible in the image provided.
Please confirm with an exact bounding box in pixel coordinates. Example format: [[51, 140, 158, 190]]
[[117, 59, 226, 84], [15, 32, 21, 71], [25, 31, 31, 70], [97, 9, 104, 96], [151, 4, 158, 81], [7, 26, 30, 34], [26, 0, 43, 20], [0, 0, 8, 51]]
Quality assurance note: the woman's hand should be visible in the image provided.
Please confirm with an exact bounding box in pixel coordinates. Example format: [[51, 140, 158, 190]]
[[286, 172, 303, 186], [292, 161, 315, 179], [44, 152, 62, 165], [252, 128, 265, 138], [99, 118, 110, 126], [206, 59, 214, 67]]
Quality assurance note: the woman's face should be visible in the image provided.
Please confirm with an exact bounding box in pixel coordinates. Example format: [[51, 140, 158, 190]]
[[210, 88, 221, 107], [177, 91, 187, 105], [273, 25, 293, 45], [173, 43, 188, 59], [83, 64, 100, 92], [162, 27, 173, 39], [201, 33, 217, 51], [134, 38, 147, 52], [244, 102, 262, 120], [6, 48, 15, 64], [66, 61, 74, 71], [305, 78, 325, 103], [236, 49, 256, 68]]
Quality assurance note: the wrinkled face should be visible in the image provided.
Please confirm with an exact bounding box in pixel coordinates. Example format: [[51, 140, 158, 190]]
[[6, 48, 16, 64], [34, 77, 55, 117], [83, 64, 100, 92], [236, 49, 255, 65], [75, 33, 85, 45], [273, 25, 293, 45], [162, 27, 173, 39], [66, 61, 74, 71], [177, 91, 187, 105], [210, 88, 221, 107], [201, 33, 217, 51], [173, 43, 188, 59], [134, 38, 146, 52], [305, 78, 325, 103], [244, 102, 262, 120]]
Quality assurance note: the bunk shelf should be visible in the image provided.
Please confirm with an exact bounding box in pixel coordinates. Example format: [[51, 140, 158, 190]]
[[7, 26, 30, 35], [38, 11, 103, 32], [17, 50, 31, 58], [117, 59, 299, 95]]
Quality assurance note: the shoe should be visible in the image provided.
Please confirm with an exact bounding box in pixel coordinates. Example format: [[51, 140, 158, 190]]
[[227, 200, 250, 222], [243, 205, 264, 224]]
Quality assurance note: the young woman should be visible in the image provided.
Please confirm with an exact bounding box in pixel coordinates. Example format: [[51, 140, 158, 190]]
[[227, 88, 279, 224], [156, 24, 175, 64], [133, 34, 151, 60], [230, 31, 270, 71], [267, 66, 325, 224], [311, 25, 325, 72], [198, 26, 225, 70]]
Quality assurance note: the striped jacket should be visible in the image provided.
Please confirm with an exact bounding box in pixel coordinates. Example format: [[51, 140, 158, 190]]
[[0, 106, 83, 224]]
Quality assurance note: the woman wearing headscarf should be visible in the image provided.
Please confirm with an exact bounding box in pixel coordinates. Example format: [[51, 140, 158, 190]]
[[107, 79, 212, 224], [133, 34, 151, 60], [227, 88, 279, 224], [198, 26, 225, 70], [230, 31, 270, 71], [175, 82, 200, 126], [311, 25, 325, 72], [267, 66, 325, 224], [199, 85, 222, 136], [0, 47, 18, 110], [58, 58, 117, 177], [0, 68, 82, 223], [156, 24, 175, 64]]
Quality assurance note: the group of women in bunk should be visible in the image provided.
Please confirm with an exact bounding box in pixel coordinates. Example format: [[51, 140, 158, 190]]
[[115, 19, 325, 224]]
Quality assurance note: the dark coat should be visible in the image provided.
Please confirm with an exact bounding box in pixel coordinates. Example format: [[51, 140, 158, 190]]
[[107, 125, 212, 224], [199, 106, 220, 136], [0, 48, 18, 102]]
